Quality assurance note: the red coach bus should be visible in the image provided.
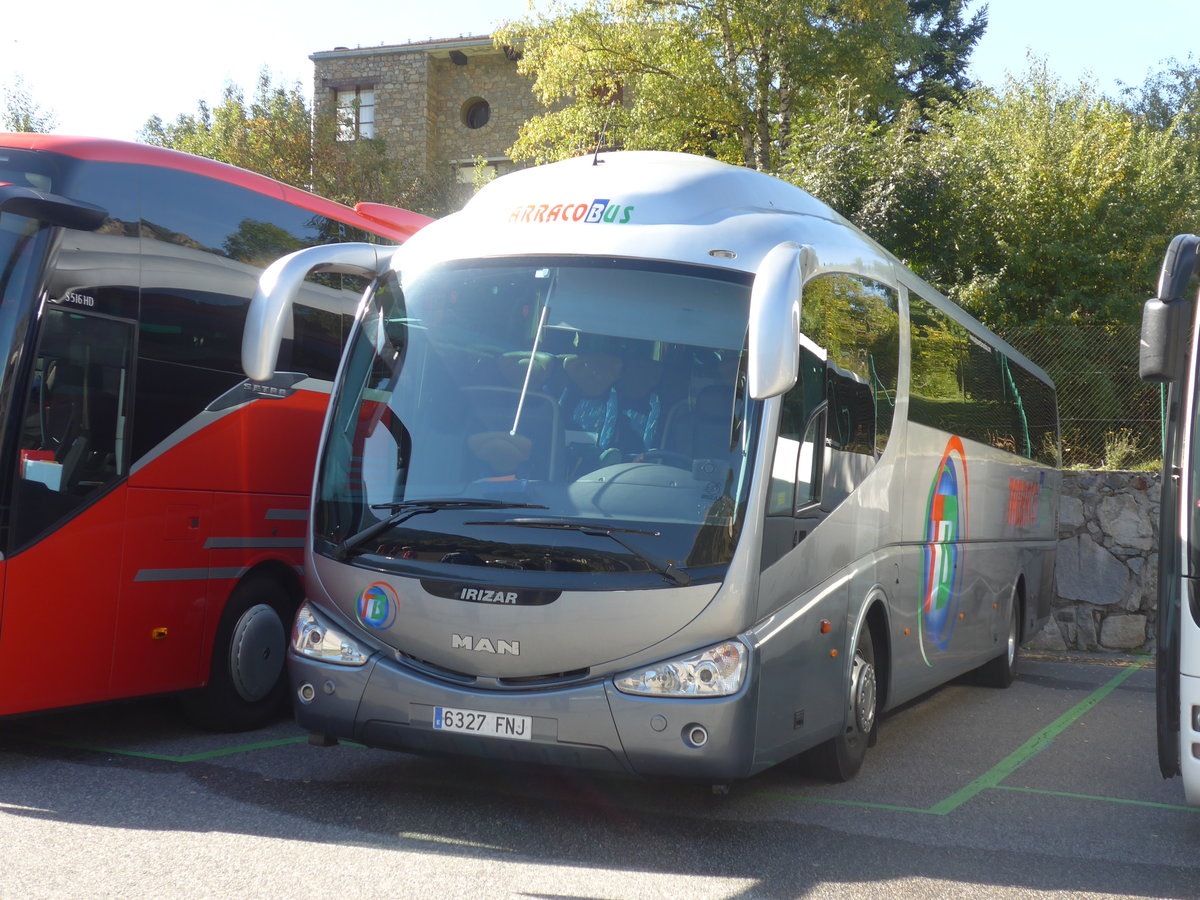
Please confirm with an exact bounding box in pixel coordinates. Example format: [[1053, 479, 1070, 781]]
[[0, 134, 429, 729]]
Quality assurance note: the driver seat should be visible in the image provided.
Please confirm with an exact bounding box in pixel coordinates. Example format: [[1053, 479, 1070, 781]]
[[662, 384, 734, 462]]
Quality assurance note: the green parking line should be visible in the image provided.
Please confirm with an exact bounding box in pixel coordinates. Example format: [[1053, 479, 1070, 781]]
[[33, 735, 310, 763], [753, 793, 930, 814], [927, 658, 1146, 815], [992, 784, 1198, 814], [757, 659, 1151, 815]]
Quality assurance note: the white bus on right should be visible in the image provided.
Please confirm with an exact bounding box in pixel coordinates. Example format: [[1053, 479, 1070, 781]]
[[1141, 233, 1200, 805]]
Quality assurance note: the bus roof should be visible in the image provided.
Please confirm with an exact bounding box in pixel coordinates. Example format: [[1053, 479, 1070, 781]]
[[402, 150, 885, 277], [0, 133, 432, 242]]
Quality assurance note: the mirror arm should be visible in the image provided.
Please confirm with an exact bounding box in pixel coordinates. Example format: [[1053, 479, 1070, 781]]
[[1158, 233, 1200, 302], [242, 242, 392, 382]]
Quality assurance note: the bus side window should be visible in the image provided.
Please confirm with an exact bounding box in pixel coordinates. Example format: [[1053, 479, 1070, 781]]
[[768, 348, 825, 516], [795, 407, 825, 508], [286, 304, 351, 382]]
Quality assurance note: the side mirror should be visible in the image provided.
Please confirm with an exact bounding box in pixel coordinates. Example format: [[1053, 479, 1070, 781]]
[[1140, 234, 1200, 384], [1140, 298, 1191, 383], [242, 242, 393, 382], [748, 242, 817, 399]]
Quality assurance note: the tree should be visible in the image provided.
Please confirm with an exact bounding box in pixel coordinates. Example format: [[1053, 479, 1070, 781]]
[[140, 70, 455, 217], [3, 75, 57, 133], [1123, 54, 1200, 144], [782, 57, 1196, 468], [927, 63, 1196, 328], [495, 0, 921, 171], [141, 70, 313, 188], [786, 60, 1196, 331], [896, 0, 988, 117], [309, 116, 457, 218]]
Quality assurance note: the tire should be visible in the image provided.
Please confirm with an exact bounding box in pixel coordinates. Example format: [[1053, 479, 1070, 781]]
[[182, 576, 294, 732], [802, 624, 878, 782], [975, 598, 1020, 689]]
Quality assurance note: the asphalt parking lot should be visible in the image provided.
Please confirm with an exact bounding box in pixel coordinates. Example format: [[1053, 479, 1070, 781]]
[[0, 654, 1196, 899]]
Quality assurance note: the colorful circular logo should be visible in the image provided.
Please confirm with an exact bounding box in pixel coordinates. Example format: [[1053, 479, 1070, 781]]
[[357, 582, 398, 630], [920, 437, 968, 660]]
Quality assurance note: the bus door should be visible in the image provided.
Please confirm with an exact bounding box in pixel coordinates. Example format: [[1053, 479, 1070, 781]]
[[1, 305, 135, 711], [1138, 232, 1199, 780]]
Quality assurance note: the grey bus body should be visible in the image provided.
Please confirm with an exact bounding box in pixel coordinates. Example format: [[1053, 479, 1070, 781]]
[[247, 152, 1060, 781]]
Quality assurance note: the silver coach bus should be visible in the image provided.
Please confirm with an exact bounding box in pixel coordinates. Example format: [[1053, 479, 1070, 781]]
[[244, 151, 1060, 782]]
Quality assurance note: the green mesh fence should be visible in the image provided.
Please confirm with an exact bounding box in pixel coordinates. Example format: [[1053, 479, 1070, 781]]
[[999, 324, 1161, 470]]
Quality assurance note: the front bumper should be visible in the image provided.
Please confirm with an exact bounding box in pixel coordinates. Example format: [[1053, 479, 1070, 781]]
[[289, 650, 759, 780]]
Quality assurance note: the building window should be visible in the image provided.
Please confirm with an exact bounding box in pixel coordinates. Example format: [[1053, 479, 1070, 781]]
[[461, 97, 491, 130], [336, 87, 375, 141]]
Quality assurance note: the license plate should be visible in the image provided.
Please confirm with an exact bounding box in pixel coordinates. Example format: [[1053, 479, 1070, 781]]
[[433, 706, 533, 741]]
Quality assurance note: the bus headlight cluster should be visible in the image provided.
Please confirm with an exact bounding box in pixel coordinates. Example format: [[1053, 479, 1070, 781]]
[[613, 640, 747, 697], [291, 601, 371, 667]]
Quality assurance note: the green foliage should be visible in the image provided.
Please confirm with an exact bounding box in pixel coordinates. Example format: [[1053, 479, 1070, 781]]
[[896, 0, 988, 116], [470, 156, 499, 193], [930, 64, 1195, 328], [3, 76, 57, 133], [495, 0, 921, 170], [784, 58, 1198, 332], [141, 70, 312, 187], [1004, 323, 1161, 469], [1102, 427, 1145, 470], [222, 219, 304, 267], [310, 115, 457, 217], [1123, 53, 1200, 137]]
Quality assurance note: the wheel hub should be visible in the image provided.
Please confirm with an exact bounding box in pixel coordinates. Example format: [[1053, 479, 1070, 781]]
[[1006, 606, 1018, 666], [229, 603, 286, 702], [851, 651, 877, 735]]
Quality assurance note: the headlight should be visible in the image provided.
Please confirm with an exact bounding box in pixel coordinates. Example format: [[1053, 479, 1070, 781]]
[[290, 601, 371, 667], [613, 639, 748, 697]]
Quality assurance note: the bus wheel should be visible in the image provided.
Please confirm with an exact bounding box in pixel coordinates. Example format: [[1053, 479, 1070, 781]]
[[182, 577, 293, 732], [975, 598, 1020, 688], [803, 626, 877, 782]]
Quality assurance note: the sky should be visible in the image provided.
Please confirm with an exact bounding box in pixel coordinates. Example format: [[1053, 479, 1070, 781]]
[[3, 0, 1197, 142]]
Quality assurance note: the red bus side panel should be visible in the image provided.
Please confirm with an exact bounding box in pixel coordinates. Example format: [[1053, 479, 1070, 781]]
[[0, 488, 129, 715], [108, 488, 214, 697], [0, 392, 321, 715], [131, 391, 331, 495]]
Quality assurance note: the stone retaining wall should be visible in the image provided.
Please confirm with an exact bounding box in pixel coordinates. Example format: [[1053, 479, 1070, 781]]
[[1027, 470, 1160, 653]]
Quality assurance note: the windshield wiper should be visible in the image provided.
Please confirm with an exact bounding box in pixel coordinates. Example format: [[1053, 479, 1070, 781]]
[[466, 517, 691, 586], [332, 499, 548, 561]]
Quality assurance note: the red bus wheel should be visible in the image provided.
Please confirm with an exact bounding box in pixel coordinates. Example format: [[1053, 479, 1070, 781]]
[[182, 577, 294, 732]]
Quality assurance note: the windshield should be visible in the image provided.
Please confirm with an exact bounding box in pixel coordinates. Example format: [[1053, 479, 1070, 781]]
[[315, 257, 758, 587]]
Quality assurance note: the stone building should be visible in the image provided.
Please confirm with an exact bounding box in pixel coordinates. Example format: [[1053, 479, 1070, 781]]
[[310, 35, 537, 205]]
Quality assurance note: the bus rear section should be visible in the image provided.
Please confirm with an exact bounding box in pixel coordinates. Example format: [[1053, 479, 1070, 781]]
[[0, 135, 428, 726], [259, 151, 1058, 780]]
